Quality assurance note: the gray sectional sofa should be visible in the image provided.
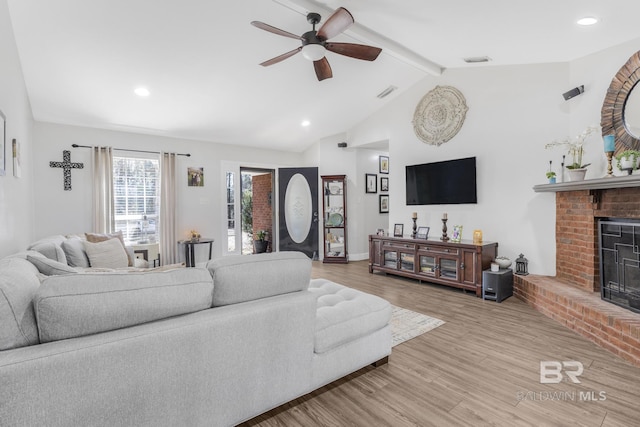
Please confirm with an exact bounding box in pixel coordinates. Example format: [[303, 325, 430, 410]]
[[0, 239, 392, 426]]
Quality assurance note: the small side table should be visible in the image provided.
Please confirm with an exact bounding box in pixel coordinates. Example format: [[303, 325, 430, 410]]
[[178, 238, 214, 267], [482, 268, 513, 302]]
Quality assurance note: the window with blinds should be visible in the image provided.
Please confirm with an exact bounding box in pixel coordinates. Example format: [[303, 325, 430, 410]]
[[113, 156, 160, 244]]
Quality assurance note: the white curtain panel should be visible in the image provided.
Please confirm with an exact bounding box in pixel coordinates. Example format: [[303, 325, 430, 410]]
[[160, 152, 178, 265], [92, 146, 114, 233]]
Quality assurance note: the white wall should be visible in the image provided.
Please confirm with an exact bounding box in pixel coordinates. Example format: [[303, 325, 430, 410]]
[[0, 0, 34, 258], [32, 121, 304, 260], [346, 62, 572, 275]]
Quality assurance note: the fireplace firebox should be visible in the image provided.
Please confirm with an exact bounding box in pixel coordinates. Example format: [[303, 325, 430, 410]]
[[599, 218, 640, 313]]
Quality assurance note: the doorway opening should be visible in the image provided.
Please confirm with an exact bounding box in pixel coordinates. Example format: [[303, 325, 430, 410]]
[[240, 167, 275, 255]]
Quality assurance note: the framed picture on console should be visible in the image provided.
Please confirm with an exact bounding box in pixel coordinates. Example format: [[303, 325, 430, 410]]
[[393, 224, 404, 237], [416, 226, 430, 239]]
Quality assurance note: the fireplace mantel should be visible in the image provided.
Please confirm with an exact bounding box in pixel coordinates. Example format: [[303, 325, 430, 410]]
[[533, 174, 640, 192]]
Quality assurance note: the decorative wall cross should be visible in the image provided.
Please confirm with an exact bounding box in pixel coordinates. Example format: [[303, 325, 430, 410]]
[[49, 150, 84, 190]]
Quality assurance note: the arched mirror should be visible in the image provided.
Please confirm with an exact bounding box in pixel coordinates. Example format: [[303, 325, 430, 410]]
[[601, 50, 640, 151]]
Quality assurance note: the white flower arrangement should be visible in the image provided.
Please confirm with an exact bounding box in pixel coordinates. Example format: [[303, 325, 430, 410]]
[[545, 125, 599, 169]]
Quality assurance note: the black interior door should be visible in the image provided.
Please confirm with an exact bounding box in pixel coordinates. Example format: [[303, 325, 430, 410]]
[[278, 167, 318, 258]]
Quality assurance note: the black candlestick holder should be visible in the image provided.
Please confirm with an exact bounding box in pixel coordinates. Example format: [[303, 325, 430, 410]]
[[412, 218, 417, 238], [441, 219, 449, 241]]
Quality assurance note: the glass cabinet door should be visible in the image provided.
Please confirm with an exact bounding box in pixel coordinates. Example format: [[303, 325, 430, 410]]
[[325, 228, 345, 257], [419, 254, 436, 275], [439, 258, 458, 280], [400, 253, 415, 272], [384, 250, 398, 268]]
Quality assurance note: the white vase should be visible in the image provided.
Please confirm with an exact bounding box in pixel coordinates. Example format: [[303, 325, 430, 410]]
[[567, 168, 587, 181], [619, 158, 635, 170]]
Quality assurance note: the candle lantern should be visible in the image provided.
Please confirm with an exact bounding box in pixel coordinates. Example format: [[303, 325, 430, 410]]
[[515, 253, 529, 276]]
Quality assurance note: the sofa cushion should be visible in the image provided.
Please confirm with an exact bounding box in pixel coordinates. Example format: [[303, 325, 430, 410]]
[[27, 235, 67, 264], [86, 231, 133, 266], [34, 267, 214, 343], [207, 251, 311, 307], [309, 278, 392, 354], [61, 237, 90, 268], [0, 257, 41, 350], [83, 238, 129, 268], [27, 254, 78, 276]]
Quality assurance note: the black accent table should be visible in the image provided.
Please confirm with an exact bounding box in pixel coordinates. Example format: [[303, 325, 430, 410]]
[[179, 238, 214, 267]]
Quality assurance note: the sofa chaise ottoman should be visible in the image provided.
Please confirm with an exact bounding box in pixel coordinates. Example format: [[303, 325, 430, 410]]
[[0, 248, 391, 426]]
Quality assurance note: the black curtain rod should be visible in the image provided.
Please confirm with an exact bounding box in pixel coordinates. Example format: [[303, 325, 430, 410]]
[[71, 144, 191, 157]]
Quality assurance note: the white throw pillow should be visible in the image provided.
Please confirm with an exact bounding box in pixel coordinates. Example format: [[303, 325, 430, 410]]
[[83, 238, 129, 269]]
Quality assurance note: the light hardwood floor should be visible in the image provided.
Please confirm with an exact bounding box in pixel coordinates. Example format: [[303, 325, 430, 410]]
[[242, 261, 640, 427]]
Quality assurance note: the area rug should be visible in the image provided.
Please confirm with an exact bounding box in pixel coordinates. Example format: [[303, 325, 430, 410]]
[[391, 305, 445, 347]]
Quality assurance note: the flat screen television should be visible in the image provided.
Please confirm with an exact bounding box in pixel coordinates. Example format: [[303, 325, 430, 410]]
[[406, 157, 477, 205]]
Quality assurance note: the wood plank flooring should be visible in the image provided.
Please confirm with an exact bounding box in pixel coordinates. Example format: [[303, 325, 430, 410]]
[[241, 261, 640, 427]]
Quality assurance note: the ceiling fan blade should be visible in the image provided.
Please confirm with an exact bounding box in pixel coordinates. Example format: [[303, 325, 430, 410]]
[[259, 47, 302, 66], [326, 42, 382, 61], [251, 21, 302, 40], [317, 7, 354, 40], [313, 57, 333, 81]]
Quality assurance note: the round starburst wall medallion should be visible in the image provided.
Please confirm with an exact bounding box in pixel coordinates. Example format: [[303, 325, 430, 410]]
[[412, 85, 469, 146]]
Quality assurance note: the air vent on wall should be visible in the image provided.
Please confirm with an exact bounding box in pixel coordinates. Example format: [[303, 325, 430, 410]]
[[377, 85, 398, 99], [463, 56, 491, 63]]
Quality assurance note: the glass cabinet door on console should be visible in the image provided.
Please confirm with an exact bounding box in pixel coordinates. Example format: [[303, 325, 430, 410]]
[[383, 250, 398, 268], [381, 240, 416, 272], [417, 244, 459, 282], [321, 175, 348, 263]]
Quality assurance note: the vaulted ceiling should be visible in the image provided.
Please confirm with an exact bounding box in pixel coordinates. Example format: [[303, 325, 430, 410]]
[[8, 0, 640, 152]]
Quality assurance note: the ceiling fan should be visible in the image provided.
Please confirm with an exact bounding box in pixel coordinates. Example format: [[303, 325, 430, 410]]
[[251, 7, 382, 81]]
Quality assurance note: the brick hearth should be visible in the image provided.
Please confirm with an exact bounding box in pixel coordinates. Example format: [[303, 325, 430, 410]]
[[514, 275, 640, 366], [514, 185, 640, 367]]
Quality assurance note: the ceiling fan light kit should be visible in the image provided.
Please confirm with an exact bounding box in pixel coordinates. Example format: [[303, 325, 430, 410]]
[[251, 7, 382, 81], [302, 44, 326, 61]]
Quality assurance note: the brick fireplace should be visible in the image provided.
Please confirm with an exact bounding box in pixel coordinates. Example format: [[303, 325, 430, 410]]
[[514, 180, 640, 367]]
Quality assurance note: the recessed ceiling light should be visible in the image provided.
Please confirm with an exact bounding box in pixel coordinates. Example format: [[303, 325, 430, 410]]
[[577, 17, 598, 26], [134, 87, 150, 97], [301, 120, 310, 127]]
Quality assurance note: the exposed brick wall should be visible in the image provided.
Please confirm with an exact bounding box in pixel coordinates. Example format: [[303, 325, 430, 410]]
[[555, 191, 599, 291], [252, 174, 273, 248], [514, 274, 640, 367]]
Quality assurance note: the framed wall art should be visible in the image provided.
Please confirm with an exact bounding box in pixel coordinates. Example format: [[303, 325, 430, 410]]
[[380, 176, 388, 192], [379, 155, 389, 174], [365, 173, 377, 193], [188, 167, 204, 187], [379, 194, 389, 213]]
